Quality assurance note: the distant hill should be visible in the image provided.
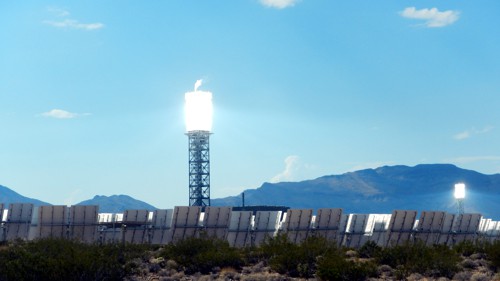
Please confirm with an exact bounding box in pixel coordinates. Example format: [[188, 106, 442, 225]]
[[0, 185, 157, 213], [77, 195, 157, 213], [212, 164, 500, 219], [0, 185, 50, 206], [3, 164, 500, 218]]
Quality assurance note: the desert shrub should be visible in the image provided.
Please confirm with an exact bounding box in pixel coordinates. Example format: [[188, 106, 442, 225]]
[[358, 240, 382, 258], [242, 261, 265, 274], [471, 272, 491, 281], [345, 250, 358, 258], [375, 242, 419, 277], [477, 258, 490, 268], [406, 272, 424, 281], [316, 254, 377, 281], [161, 236, 242, 274], [0, 238, 151, 281], [258, 233, 300, 276], [453, 271, 472, 281], [462, 258, 478, 269], [258, 234, 339, 278], [454, 240, 477, 257], [219, 267, 239, 279], [240, 272, 283, 281], [454, 240, 489, 257], [375, 241, 460, 278], [471, 253, 487, 260], [427, 244, 461, 277], [295, 235, 340, 278], [486, 240, 500, 271], [240, 244, 264, 266], [377, 264, 393, 275], [165, 259, 178, 270]]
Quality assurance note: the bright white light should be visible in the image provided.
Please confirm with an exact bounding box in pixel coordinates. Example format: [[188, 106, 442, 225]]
[[454, 183, 466, 199], [184, 81, 213, 132]]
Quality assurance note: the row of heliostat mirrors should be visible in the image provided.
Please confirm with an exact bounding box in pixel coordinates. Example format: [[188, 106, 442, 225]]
[[0, 203, 499, 248]]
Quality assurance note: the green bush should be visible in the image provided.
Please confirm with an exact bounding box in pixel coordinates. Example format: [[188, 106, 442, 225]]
[[316, 254, 377, 281], [296, 235, 340, 277], [2, 235, 493, 280], [375, 241, 460, 279], [259, 233, 300, 275], [239, 245, 261, 265], [161, 236, 243, 274], [358, 240, 382, 258], [486, 241, 500, 271], [259, 234, 339, 278], [0, 239, 151, 281], [454, 240, 489, 257], [427, 244, 461, 278]]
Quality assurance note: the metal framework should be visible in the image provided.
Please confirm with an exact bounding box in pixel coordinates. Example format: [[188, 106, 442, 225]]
[[457, 198, 464, 215], [187, 130, 211, 207]]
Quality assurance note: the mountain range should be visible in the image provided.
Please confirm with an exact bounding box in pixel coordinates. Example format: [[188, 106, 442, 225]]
[[1, 164, 500, 219], [0, 186, 155, 213], [0, 185, 50, 207], [77, 195, 156, 213], [212, 164, 500, 219]]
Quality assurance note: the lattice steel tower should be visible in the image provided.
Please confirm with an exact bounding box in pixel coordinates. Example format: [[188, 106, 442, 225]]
[[184, 80, 213, 207], [187, 131, 211, 207]]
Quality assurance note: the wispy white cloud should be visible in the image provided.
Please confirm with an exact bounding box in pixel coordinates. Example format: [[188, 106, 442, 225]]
[[44, 19, 104, 30], [477, 126, 494, 134], [271, 155, 300, 183], [41, 109, 90, 119], [44, 7, 104, 31], [454, 131, 470, 140], [260, 0, 299, 9], [64, 189, 83, 206], [454, 126, 494, 140], [400, 7, 460, 28], [47, 7, 70, 17]]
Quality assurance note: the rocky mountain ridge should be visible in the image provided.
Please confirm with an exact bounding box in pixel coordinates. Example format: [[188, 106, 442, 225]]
[[212, 164, 500, 219]]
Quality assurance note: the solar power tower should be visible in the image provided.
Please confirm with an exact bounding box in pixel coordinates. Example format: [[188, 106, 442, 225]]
[[184, 80, 213, 207]]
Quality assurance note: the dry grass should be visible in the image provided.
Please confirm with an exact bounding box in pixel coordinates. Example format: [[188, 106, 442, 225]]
[[126, 251, 500, 281], [7, 237, 500, 281]]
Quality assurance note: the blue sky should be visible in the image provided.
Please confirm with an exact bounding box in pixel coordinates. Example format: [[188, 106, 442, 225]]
[[1, 1, 499, 209]]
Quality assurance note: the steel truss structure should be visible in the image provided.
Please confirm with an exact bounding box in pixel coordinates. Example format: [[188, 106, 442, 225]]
[[187, 130, 211, 207], [457, 198, 464, 215]]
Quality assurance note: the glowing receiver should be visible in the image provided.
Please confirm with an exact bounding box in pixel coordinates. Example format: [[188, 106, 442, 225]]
[[454, 183, 465, 199], [184, 80, 213, 132]]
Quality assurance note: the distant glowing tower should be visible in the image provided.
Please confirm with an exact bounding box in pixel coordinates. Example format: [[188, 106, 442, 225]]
[[184, 80, 213, 207], [454, 183, 466, 215]]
